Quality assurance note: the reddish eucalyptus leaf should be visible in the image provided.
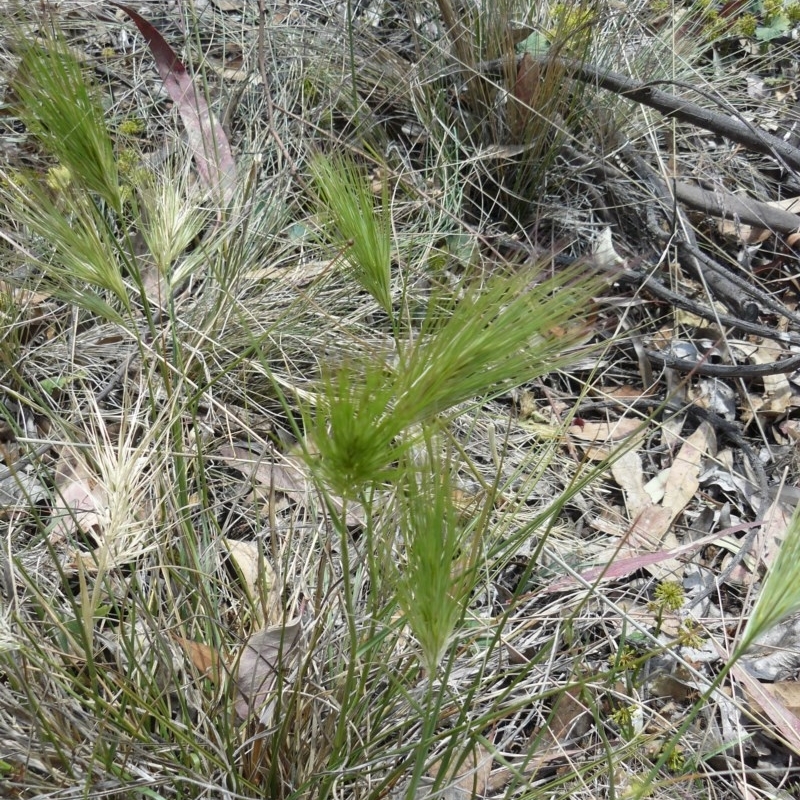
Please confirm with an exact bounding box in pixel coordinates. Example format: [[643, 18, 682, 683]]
[[112, 2, 237, 205], [510, 53, 538, 137], [543, 527, 753, 594]]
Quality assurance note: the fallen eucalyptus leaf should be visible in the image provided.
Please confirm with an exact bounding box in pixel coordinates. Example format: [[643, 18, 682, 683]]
[[234, 617, 303, 725]]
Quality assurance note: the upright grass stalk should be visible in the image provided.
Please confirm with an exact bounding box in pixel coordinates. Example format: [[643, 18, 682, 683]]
[[295, 150, 609, 796], [632, 503, 800, 798], [394, 447, 482, 798], [303, 362, 403, 498], [394, 447, 476, 676], [309, 154, 394, 317], [11, 29, 122, 213]]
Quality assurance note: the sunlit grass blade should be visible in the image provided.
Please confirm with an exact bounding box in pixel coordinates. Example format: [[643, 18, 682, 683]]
[[394, 261, 600, 424], [133, 167, 211, 285], [309, 154, 393, 314], [303, 260, 602, 499], [395, 449, 477, 674], [12, 30, 122, 212], [737, 504, 800, 656], [2, 171, 130, 316]]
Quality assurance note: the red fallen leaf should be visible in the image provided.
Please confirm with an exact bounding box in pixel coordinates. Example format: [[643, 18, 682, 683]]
[[510, 52, 539, 137], [112, 3, 237, 206], [542, 527, 751, 594]]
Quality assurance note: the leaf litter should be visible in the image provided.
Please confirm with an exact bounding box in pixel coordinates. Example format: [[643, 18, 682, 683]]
[[233, 615, 304, 725], [5, 0, 800, 797], [217, 443, 366, 527]]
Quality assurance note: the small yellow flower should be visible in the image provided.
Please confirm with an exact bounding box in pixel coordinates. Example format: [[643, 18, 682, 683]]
[[117, 148, 139, 175], [677, 619, 704, 649], [665, 745, 685, 772], [610, 704, 633, 728], [46, 164, 73, 192], [613, 644, 639, 670], [118, 118, 145, 137], [653, 580, 684, 611], [736, 13, 758, 36], [763, 0, 783, 21]]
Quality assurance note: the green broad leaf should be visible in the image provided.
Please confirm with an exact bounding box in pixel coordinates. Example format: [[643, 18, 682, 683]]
[[444, 232, 480, 267], [517, 30, 550, 56], [288, 221, 313, 242], [40, 373, 85, 394], [756, 14, 791, 39]]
